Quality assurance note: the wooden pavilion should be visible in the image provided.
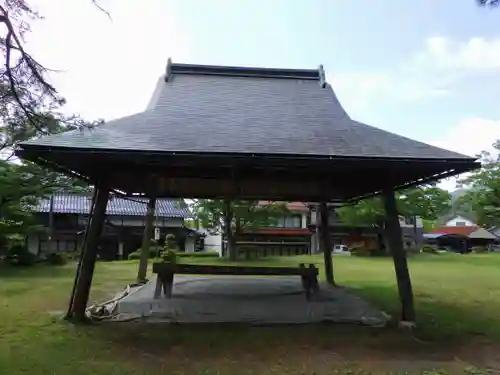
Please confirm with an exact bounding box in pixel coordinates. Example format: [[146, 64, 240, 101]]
[[16, 60, 480, 323]]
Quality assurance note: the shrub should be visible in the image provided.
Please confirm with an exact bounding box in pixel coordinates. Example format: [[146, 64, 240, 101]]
[[175, 251, 220, 258], [350, 248, 372, 257], [65, 251, 80, 261], [46, 252, 68, 265], [407, 247, 422, 255], [6, 245, 37, 266], [472, 246, 488, 253], [128, 246, 162, 260], [421, 244, 439, 254]]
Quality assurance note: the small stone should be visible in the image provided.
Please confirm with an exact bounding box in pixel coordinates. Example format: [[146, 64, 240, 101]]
[[398, 320, 417, 329]]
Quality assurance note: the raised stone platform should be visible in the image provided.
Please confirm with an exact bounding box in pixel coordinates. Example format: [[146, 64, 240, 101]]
[[97, 275, 390, 326]]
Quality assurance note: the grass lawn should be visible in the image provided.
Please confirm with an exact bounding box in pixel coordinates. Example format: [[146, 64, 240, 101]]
[[1, 253, 500, 374]]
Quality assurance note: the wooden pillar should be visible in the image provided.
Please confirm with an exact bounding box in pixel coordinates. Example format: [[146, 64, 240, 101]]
[[382, 189, 416, 323], [319, 202, 335, 285], [223, 199, 236, 260], [118, 242, 124, 260], [137, 197, 156, 283], [71, 186, 110, 321]]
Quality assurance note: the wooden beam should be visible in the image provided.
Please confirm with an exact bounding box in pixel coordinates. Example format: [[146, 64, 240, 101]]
[[319, 202, 335, 285], [137, 197, 156, 283], [71, 185, 110, 321], [382, 189, 416, 323]]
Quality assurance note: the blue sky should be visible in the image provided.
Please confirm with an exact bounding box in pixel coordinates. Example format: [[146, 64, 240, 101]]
[[27, 0, 500, 177]]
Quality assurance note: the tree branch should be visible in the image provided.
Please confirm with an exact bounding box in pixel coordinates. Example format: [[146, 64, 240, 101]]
[[0, 5, 53, 134], [92, 0, 112, 20]]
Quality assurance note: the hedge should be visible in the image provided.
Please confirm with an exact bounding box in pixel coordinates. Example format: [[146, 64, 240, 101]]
[[128, 246, 162, 260], [128, 248, 219, 260], [472, 246, 488, 253], [175, 251, 219, 258], [421, 244, 439, 254]]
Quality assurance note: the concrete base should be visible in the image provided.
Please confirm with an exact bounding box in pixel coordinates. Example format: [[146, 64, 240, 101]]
[[95, 275, 390, 326]]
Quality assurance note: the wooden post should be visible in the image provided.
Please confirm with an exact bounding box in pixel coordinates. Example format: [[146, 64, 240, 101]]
[[319, 202, 335, 285], [71, 186, 110, 321], [48, 194, 55, 253], [223, 199, 236, 260], [64, 189, 97, 320], [137, 197, 156, 283], [382, 189, 416, 323]]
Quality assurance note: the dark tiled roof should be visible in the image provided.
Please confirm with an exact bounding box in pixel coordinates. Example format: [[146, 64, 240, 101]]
[[20, 62, 473, 161], [32, 194, 192, 218]]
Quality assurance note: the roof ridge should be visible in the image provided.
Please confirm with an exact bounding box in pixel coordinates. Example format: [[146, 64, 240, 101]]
[[165, 58, 321, 81]]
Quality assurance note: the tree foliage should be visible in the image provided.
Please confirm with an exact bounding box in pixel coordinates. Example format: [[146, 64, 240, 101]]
[[0, 1, 103, 251], [398, 186, 452, 220], [337, 186, 452, 230], [458, 141, 500, 228], [193, 200, 289, 235], [191, 199, 289, 258]]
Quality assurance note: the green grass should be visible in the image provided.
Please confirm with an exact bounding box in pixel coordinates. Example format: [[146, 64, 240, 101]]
[[1, 253, 500, 374]]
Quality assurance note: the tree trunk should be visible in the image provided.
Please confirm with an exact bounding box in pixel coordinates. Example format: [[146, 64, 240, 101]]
[[71, 186, 110, 321], [137, 197, 156, 283], [382, 189, 416, 323], [223, 199, 236, 260]]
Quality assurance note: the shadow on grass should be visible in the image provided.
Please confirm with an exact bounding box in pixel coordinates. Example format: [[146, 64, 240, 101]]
[[347, 283, 500, 341], [75, 282, 500, 365], [85, 322, 456, 361]]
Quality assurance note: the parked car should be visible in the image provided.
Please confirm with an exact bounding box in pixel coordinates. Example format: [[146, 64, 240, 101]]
[[332, 244, 349, 253]]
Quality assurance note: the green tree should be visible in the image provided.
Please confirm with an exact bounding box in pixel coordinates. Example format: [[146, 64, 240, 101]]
[[0, 1, 103, 253], [398, 186, 452, 221], [337, 186, 451, 249], [0, 109, 94, 253], [192, 199, 289, 260], [458, 141, 500, 228]]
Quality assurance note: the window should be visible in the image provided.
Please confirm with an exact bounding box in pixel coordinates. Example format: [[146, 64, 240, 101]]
[[455, 221, 466, 226], [271, 215, 302, 228], [404, 216, 415, 225]]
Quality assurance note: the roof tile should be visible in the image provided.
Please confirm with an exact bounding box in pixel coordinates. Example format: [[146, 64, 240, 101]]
[[20, 63, 474, 161], [32, 194, 192, 218]]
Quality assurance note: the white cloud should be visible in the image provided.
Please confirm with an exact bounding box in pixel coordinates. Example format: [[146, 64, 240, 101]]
[[330, 35, 500, 111], [25, 0, 193, 121], [416, 36, 500, 71], [428, 117, 500, 190], [328, 69, 449, 112], [429, 117, 500, 157]]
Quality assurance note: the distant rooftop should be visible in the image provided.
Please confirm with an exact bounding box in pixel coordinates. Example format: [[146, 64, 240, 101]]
[[32, 194, 192, 218]]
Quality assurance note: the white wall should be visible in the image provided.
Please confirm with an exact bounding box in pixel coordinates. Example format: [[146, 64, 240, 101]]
[[301, 213, 308, 228], [77, 215, 184, 228], [399, 216, 424, 228], [445, 215, 476, 227], [198, 226, 223, 255], [27, 234, 39, 255], [185, 237, 195, 252]]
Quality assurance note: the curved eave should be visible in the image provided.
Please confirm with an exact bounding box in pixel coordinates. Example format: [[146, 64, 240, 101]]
[[15, 144, 479, 165]]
